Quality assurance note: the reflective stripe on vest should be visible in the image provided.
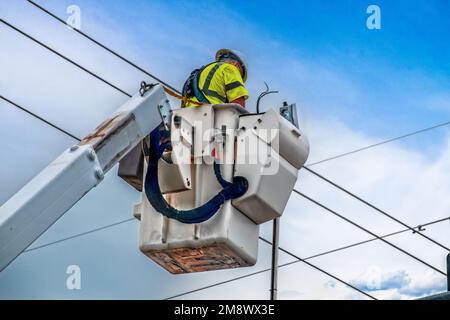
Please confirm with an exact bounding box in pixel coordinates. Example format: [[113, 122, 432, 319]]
[[201, 63, 227, 103], [224, 81, 244, 91]]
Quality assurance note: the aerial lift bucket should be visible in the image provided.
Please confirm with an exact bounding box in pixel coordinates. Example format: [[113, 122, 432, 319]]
[[128, 103, 309, 274]]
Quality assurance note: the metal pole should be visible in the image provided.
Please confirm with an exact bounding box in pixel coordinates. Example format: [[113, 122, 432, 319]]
[[270, 218, 280, 300], [447, 253, 450, 292]]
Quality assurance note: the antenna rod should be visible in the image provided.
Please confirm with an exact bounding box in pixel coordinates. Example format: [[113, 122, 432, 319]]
[[447, 253, 450, 292], [270, 218, 280, 300]]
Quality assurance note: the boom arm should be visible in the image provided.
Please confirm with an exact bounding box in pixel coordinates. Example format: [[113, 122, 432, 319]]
[[0, 84, 170, 272]]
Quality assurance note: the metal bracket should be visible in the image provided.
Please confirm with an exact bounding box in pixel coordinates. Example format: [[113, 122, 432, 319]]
[[413, 225, 426, 234], [280, 101, 299, 129]]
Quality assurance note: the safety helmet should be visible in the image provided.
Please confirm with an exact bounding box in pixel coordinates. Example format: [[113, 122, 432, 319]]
[[215, 48, 248, 82]]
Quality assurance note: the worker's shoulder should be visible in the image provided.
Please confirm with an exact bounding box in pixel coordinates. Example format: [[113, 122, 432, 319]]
[[200, 62, 229, 75], [201, 62, 240, 81], [218, 62, 241, 77]]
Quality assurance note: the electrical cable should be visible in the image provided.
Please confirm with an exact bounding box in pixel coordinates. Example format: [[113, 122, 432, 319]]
[[165, 236, 377, 300], [0, 18, 132, 98], [294, 190, 447, 276], [24, 218, 135, 253], [27, 0, 183, 95], [0, 95, 81, 141], [164, 214, 449, 299], [306, 121, 450, 167], [302, 166, 450, 251]]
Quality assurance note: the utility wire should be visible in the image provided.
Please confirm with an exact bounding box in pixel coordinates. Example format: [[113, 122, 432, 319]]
[[166, 236, 376, 300], [303, 216, 450, 261], [24, 218, 135, 253], [164, 262, 296, 300], [165, 216, 450, 299], [306, 121, 450, 167], [27, 0, 183, 95], [258, 237, 376, 300], [18, 205, 449, 299], [0, 95, 81, 141], [294, 190, 447, 276], [0, 19, 132, 98], [302, 167, 450, 252]]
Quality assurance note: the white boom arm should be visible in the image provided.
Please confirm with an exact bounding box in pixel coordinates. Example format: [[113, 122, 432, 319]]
[[0, 84, 170, 272]]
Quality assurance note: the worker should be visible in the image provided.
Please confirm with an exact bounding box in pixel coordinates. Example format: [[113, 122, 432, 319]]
[[181, 49, 249, 108]]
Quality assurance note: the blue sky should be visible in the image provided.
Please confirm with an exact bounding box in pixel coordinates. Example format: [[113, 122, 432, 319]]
[[1, 0, 450, 299]]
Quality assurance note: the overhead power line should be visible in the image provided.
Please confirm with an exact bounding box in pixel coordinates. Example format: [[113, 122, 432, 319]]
[[27, 0, 182, 95], [303, 216, 450, 261], [24, 218, 135, 253], [18, 197, 449, 299], [164, 261, 298, 300], [166, 235, 377, 300], [0, 18, 132, 98], [258, 236, 376, 300], [0, 95, 81, 141], [165, 216, 450, 299], [306, 121, 450, 167], [294, 190, 447, 276], [302, 166, 450, 252], [166, 236, 376, 300]]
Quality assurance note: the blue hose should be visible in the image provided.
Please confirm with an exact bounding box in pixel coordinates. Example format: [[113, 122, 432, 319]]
[[144, 126, 248, 224]]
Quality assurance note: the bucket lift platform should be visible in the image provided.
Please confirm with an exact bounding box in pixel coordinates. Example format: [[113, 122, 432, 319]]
[[133, 103, 309, 274]]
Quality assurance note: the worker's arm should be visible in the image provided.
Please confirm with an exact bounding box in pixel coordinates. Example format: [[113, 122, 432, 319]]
[[231, 97, 246, 108]]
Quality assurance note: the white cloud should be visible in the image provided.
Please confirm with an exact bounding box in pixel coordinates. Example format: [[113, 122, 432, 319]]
[[399, 271, 447, 298], [350, 268, 411, 292], [349, 267, 446, 299]]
